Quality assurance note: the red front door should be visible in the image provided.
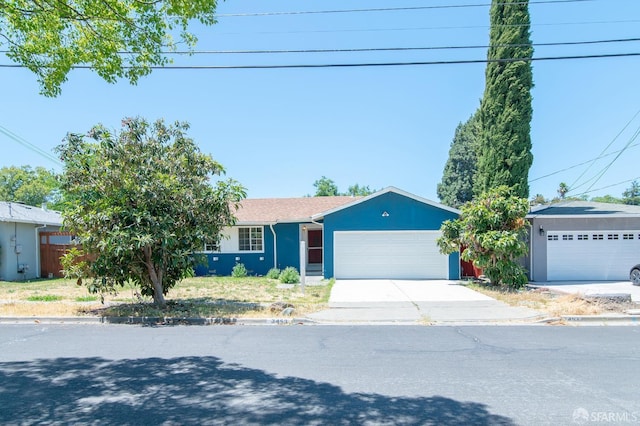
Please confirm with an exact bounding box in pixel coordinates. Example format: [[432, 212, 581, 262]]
[[308, 229, 323, 264]]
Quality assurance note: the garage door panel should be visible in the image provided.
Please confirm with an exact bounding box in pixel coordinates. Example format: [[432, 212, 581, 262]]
[[334, 231, 448, 279], [547, 231, 640, 280]]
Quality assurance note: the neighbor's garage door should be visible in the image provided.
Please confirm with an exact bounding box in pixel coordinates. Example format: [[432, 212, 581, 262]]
[[334, 231, 449, 279], [547, 231, 640, 280]]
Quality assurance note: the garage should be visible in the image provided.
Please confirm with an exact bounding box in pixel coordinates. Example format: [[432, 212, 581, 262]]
[[547, 231, 640, 281], [333, 230, 449, 279]]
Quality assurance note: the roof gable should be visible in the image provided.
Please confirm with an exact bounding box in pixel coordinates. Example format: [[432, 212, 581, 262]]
[[311, 186, 459, 219], [0, 202, 62, 226]]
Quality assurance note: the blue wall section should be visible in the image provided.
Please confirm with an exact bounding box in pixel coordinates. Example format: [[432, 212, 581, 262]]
[[274, 223, 301, 270], [195, 223, 303, 277], [195, 225, 276, 276], [322, 192, 459, 279]]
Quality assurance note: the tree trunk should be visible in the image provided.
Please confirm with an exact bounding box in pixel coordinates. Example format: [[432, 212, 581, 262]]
[[144, 247, 166, 307]]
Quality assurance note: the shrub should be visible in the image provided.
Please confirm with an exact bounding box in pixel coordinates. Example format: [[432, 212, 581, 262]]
[[279, 267, 300, 284], [231, 263, 248, 278], [266, 268, 281, 279]]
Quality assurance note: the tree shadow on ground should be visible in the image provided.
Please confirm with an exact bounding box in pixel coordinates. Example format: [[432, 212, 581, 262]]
[[0, 356, 515, 425]]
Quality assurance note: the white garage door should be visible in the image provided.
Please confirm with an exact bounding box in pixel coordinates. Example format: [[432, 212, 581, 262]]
[[547, 231, 640, 280], [334, 231, 449, 279]]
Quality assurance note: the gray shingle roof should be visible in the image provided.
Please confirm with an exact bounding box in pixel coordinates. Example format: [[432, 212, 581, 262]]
[[0, 202, 62, 226], [528, 201, 640, 218]]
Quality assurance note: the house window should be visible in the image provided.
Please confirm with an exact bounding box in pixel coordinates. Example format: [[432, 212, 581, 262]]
[[203, 240, 219, 252], [623, 234, 634, 240], [592, 234, 604, 240], [562, 234, 573, 241], [607, 233, 619, 240], [547, 235, 558, 241], [577, 234, 589, 241], [239, 227, 263, 251]]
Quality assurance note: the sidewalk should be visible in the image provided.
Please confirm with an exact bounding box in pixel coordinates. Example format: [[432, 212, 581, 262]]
[[305, 280, 544, 325]]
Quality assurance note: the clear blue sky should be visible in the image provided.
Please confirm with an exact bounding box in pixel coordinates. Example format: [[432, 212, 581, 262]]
[[2, 0, 639, 201]]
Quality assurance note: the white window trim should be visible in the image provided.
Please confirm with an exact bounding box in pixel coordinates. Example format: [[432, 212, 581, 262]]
[[238, 226, 264, 252]]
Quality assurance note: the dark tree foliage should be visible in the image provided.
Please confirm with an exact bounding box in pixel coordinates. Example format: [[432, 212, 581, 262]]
[[476, 0, 534, 198], [437, 113, 479, 208], [623, 181, 640, 205]]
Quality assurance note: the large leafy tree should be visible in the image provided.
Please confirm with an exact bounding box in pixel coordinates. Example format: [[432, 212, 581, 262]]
[[0, 165, 62, 208], [57, 117, 245, 307], [1, 0, 218, 96], [622, 180, 640, 205], [475, 0, 534, 198], [437, 112, 479, 208], [346, 184, 374, 197], [438, 186, 530, 289], [313, 176, 340, 196]]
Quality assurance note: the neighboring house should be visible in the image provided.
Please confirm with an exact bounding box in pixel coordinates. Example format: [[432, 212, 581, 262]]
[[0, 202, 63, 281], [196, 187, 461, 280], [527, 201, 640, 281]]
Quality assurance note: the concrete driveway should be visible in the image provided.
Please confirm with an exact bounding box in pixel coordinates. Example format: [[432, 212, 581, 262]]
[[306, 279, 543, 324], [329, 279, 493, 304]]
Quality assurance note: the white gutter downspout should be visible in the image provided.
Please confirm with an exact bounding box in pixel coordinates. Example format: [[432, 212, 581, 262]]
[[269, 223, 277, 269]]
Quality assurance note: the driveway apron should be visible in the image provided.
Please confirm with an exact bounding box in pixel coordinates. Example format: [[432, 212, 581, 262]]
[[306, 279, 543, 324]]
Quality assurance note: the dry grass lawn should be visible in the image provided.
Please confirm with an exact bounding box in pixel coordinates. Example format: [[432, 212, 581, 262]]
[[469, 283, 637, 317], [0, 277, 333, 318]]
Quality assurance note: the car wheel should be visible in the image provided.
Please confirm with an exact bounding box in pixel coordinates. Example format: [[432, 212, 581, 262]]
[[630, 268, 640, 286]]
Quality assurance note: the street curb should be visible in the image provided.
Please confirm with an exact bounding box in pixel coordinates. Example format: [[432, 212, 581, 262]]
[[560, 314, 640, 324], [0, 316, 316, 326], [1, 314, 639, 326]]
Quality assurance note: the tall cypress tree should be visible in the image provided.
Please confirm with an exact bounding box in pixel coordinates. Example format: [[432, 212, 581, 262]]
[[476, 0, 534, 198], [437, 112, 479, 208]]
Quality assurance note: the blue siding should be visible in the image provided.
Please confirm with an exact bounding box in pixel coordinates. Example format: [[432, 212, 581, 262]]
[[195, 225, 275, 276], [195, 223, 303, 276], [274, 223, 301, 270], [323, 192, 459, 279]]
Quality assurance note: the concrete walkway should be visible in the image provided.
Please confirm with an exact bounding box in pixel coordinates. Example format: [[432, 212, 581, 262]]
[[306, 280, 544, 325]]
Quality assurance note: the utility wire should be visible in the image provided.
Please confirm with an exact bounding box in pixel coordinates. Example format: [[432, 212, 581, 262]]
[[571, 176, 640, 198], [84, 36, 640, 56], [529, 140, 640, 183], [215, 19, 640, 36], [579, 125, 640, 195], [216, 0, 593, 17], [0, 125, 62, 167], [569, 108, 640, 192], [2, 52, 637, 70]]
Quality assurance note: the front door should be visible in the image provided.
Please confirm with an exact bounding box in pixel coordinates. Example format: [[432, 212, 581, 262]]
[[308, 229, 323, 264]]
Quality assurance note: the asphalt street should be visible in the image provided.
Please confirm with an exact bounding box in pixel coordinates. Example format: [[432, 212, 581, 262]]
[[1, 324, 639, 425]]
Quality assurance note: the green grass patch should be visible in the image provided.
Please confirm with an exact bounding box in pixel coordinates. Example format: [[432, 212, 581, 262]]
[[75, 295, 99, 302], [26, 294, 63, 302]]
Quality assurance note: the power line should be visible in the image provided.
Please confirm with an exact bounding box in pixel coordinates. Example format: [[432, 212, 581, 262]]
[[579, 125, 640, 195], [571, 176, 640, 198], [213, 19, 640, 36], [215, 0, 593, 17], [106, 36, 640, 56], [2, 52, 637, 70], [529, 140, 640, 183], [569, 108, 640, 192], [0, 125, 62, 167]]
